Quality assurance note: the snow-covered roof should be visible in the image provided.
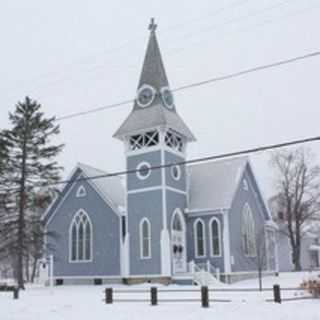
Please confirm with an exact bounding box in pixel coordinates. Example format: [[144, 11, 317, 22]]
[[187, 157, 248, 211], [77, 163, 124, 209], [113, 104, 195, 141]]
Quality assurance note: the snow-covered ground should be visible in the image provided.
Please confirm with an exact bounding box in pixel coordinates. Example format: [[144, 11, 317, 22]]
[[1, 272, 319, 320]]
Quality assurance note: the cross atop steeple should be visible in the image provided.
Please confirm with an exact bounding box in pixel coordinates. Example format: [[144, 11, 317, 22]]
[[148, 18, 157, 32]]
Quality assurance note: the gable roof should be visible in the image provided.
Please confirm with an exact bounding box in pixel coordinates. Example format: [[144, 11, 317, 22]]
[[43, 163, 125, 224], [188, 157, 248, 211], [77, 163, 124, 209]]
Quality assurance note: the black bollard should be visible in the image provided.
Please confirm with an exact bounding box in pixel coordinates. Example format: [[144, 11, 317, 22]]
[[150, 287, 158, 306], [105, 288, 113, 304], [13, 287, 19, 300], [201, 286, 209, 308], [273, 284, 281, 304]]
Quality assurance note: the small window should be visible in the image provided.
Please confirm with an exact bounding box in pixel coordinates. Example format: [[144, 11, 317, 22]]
[[194, 219, 205, 258], [136, 162, 151, 180], [243, 179, 248, 191], [140, 218, 151, 259], [76, 185, 87, 197], [171, 165, 181, 181]]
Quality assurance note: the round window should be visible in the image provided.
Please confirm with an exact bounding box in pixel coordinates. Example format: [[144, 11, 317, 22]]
[[136, 85, 156, 108], [136, 162, 151, 180], [171, 165, 181, 181]]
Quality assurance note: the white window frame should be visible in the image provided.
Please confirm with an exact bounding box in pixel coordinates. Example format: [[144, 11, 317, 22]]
[[209, 217, 222, 257], [140, 218, 151, 259], [76, 185, 87, 198], [136, 162, 152, 180], [171, 165, 181, 181], [160, 86, 174, 109], [241, 203, 257, 257], [194, 218, 206, 258], [136, 84, 156, 108], [69, 209, 93, 263]]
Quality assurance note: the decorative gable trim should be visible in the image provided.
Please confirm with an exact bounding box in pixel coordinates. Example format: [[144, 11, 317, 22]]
[[43, 165, 122, 227], [247, 159, 273, 221], [76, 185, 87, 198]]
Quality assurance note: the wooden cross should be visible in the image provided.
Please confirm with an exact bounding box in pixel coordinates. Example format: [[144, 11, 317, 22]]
[[148, 18, 157, 32]]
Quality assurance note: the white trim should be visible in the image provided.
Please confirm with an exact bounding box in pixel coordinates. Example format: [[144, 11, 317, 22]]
[[139, 218, 151, 259], [166, 186, 186, 195], [160, 86, 174, 109], [187, 209, 227, 217], [127, 185, 187, 195], [160, 134, 172, 276], [136, 161, 152, 180], [45, 166, 122, 227], [53, 275, 122, 279], [185, 207, 229, 214], [193, 218, 206, 258], [76, 185, 87, 198], [68, 209, 93, 263], [170, 208, 187, 273], [247, 159, 273, 220], [209, 217, 222, 257], [124, 274, 168, 279], [136, 84, 156, 108], [124, 130, 186, 158], [223, 210, 231, 273], [41, 165, 81, 222], [171, 165, 181, 181], [45, 174, 81, 226]]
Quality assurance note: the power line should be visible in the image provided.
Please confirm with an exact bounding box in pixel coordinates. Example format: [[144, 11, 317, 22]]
[[56, 49, 320, 121], [3, 0, 252, 97], [25, 134, 320, 190]]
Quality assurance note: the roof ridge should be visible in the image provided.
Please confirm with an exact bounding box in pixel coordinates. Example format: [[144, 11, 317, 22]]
[[77, 162, 108, 175], [187, 155, 249, 168]]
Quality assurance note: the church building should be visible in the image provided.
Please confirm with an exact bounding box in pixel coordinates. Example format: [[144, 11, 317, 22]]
[[43, 20, 278, 285]]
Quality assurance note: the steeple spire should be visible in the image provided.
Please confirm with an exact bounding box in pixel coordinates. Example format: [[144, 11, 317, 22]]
[[113, 19, 195, 142], [148, 17, 157, 32], [134, 18, 169, 104]]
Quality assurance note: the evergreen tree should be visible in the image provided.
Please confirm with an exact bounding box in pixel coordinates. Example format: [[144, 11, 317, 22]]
[[0, 97, 64, 288]]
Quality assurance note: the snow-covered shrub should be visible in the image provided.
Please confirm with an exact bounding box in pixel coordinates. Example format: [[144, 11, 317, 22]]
[[301, 275, 320, 298]]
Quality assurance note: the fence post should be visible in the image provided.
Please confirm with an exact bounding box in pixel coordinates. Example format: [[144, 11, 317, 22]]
[[273, 284, 281, 304], [13, 287, 19, 300], [201, 286, 209, 308], [150, 287, 158, 306], [105, 288, 113, 304]]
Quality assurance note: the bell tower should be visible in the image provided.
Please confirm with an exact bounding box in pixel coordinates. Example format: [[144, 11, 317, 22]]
[[114, 19, 195, 281]]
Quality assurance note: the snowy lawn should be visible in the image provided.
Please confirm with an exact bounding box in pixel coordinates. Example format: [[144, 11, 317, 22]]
[[1, 272, 319, 320]]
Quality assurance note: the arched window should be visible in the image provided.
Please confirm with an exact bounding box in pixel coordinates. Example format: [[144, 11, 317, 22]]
[[172, 211, 183, 231], [140, 218, 151, 259], [69, 210, 92, 262], [194, 219, 206, 258], [210, 218, 221, 256], [241, 203, 256, 257]]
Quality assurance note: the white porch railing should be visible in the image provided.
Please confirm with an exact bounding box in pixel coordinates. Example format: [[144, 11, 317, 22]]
[[188, 260, 221, 286]]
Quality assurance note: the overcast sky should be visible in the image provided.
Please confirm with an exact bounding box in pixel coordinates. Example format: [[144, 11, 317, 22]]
[[1, 0, 320, 197]]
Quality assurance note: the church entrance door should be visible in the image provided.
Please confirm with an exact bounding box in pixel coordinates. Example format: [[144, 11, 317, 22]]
[[171, 210, 186, 274]]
